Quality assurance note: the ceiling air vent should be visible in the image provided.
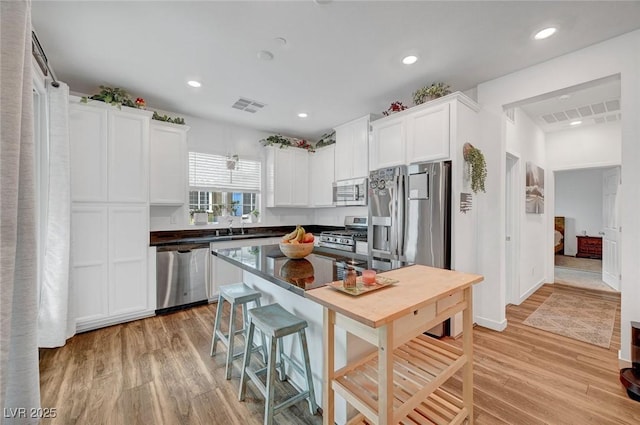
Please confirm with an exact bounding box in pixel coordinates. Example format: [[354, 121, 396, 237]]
[[232, 97, 266, 113], [605, 99, 620, 111]]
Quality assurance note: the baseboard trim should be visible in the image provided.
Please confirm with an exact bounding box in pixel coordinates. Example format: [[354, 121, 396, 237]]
[[619, 350, 632, 369], [76, 309, 156, 333], [474, 316, 507, 331], [518, 279, 546, 304]]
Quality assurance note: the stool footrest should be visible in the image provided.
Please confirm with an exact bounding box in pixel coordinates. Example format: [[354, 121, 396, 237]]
[[273, 391, 311, 414]]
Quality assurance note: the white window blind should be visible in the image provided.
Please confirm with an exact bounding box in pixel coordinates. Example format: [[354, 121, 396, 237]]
[[188, 152, 261, 193]]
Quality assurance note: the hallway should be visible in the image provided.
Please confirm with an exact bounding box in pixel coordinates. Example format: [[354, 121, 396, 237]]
[[554, 255, 615, 292]]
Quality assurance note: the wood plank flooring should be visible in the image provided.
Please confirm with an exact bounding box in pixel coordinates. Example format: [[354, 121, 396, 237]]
[[39, 284, 640, 424]]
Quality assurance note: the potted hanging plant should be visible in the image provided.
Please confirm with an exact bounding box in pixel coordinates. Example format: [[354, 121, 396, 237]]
[[249, 209, 260, 223], [412, 82, 451, 105], [463, 143, 487, 193]]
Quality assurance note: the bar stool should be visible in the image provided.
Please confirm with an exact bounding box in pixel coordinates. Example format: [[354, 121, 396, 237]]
[[210, 283, 267, 380], [238, 303, 317, 425]]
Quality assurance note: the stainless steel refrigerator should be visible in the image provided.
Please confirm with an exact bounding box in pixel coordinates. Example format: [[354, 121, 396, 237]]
[[368, 161, 452, 334]]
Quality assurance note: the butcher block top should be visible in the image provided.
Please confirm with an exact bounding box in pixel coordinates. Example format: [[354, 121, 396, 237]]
[[306, 264, 483, 328]]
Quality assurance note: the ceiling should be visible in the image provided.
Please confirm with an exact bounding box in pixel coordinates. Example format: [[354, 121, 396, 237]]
[[517, 76, 621, 133], [31, 1, 640, 140]]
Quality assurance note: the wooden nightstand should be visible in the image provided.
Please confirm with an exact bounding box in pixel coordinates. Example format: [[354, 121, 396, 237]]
[[576, 236, 602, 259]]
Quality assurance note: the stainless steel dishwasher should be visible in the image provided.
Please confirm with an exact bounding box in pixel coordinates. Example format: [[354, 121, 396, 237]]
[[156, 243, 210, 314]]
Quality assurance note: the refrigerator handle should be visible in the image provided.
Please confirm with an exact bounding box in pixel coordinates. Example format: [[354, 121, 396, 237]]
[[389, 175, 398, 256], [397, 174, 406, 257]]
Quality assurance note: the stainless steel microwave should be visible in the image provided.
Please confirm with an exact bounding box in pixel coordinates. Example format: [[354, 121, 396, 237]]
[[333, 178, 367, 206]]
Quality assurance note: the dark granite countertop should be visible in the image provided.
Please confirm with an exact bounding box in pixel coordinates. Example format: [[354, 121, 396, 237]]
[[150, 225, 341, 247], [211, 244, 374, 297]]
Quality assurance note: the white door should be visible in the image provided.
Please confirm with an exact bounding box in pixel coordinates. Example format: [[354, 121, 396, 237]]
[[72, 206, 109, 324], [406, 103, 450, 163], [109, 206, 149, 315], [505, 154, 520, 304], [602, 167, 621, 290], [108, 110, 149, 202]]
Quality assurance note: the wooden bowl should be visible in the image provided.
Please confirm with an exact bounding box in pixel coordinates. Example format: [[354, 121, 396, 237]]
[[279, 242, 314, 259]]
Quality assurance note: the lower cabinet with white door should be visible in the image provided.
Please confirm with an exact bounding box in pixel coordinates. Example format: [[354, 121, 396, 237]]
[[72, 204, 153, 332]]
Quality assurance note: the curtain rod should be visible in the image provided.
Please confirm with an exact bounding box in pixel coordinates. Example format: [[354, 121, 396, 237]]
[[31, 31, 59, 88]]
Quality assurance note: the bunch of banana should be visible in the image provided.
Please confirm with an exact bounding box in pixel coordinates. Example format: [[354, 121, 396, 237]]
[[281, 225, 313, 244]]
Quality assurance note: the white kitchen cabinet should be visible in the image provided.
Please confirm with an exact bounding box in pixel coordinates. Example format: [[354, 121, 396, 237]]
[[370, 92, 478, 170], [309, 144, 335, 207], [265, 146, 310, 207], [71, 206, 109, 323], [69, 98, 151, 203], [334, 115, 371, 180], [149, 121, 190, 205], [109, 206, 149, 315], [406, 103, 450, 163], [108, 109, 149, 202], [69, 104, 108, 202], [69, 96, 153, 332], [369, 115, 405, 170], [72, 205, 152, 331]]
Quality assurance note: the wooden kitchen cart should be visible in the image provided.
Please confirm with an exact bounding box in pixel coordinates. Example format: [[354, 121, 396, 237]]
[[307, 265, 483, 425]]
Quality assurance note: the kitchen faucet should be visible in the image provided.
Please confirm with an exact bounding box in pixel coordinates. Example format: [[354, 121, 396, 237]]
[[227, 217, 234, 235]]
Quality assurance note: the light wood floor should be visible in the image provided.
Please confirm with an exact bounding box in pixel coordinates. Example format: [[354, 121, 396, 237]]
[[39, 284, 640, 424]]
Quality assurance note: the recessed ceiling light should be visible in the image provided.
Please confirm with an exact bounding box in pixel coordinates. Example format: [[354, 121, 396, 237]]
[[297, 113, 308, 118], [257, 50, 274, 61], [559, 94, 571, 101], [187, 80, 201, 88], [570, 120, 582, 126], [534, 27, 557, 40], [402, 55, 418, 65]]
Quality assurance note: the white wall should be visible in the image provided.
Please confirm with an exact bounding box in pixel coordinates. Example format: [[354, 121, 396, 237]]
[[506, 109, 547, 303], [475, 29, 640, 364], [546, 122, 621, 170], [554, 169, 604, 256]]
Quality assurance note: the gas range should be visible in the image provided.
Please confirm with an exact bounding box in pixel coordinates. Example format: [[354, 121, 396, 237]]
[[319, 216, 368, 253]]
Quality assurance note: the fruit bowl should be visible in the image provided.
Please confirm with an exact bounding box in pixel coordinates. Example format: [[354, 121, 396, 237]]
[[279, 242, 314, 259]]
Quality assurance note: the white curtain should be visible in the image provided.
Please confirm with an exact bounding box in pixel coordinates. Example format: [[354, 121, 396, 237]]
[[0, 0, 42, 422], [37, 82, 74, 347]]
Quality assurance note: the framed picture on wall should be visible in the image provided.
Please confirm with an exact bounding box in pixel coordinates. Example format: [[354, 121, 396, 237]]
[[526, 161, 544, 214]]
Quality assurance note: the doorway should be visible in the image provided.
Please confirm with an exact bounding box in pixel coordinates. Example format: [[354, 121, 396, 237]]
[[553, 167, 619, 292]]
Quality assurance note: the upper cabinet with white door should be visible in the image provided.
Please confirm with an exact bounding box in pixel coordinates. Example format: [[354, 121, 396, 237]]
[[265, 146, 310, 207], [369, 114, 405, 169], [149, 121, 190, 205], [406, 102, 450, 162], [69, 97, 152, 203], [370, 92, 479, 170], [334, 115, 372, 181], [309, 144, 336, 207]]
